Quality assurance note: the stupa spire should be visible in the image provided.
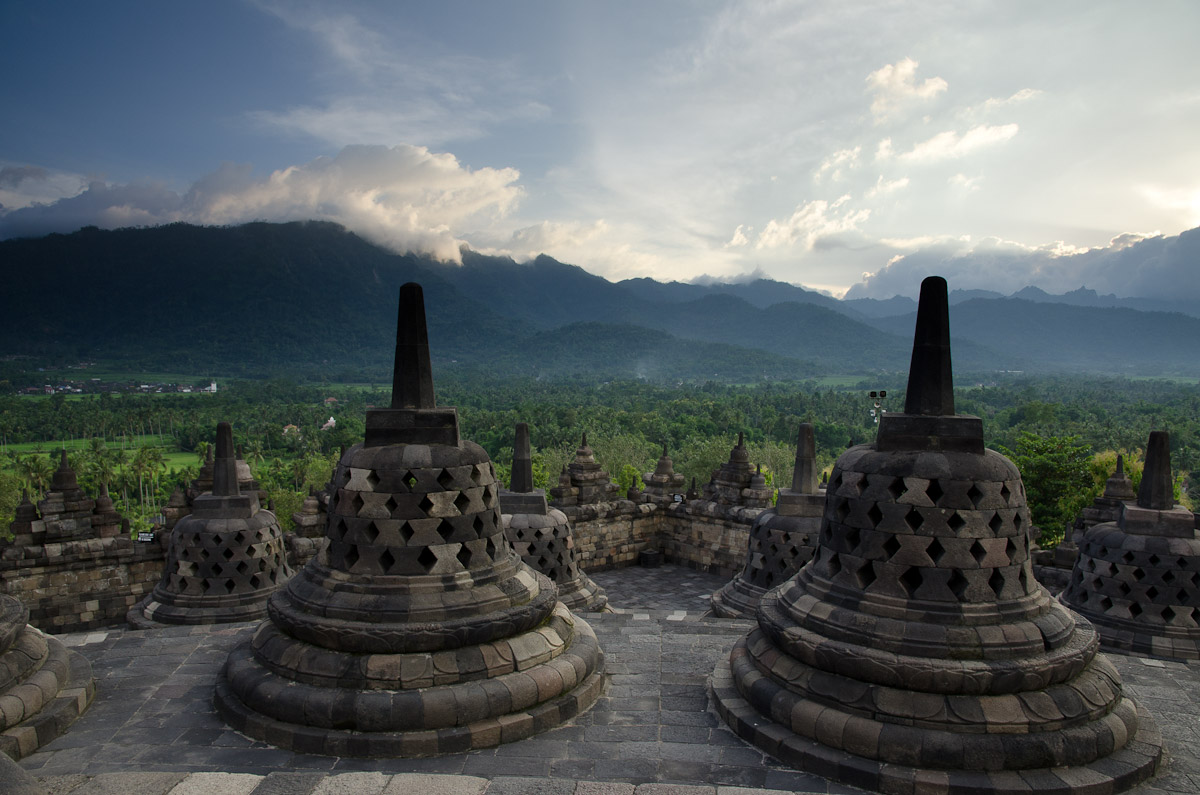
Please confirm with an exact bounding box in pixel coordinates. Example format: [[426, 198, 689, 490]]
[[903, 275, 954, 416], [510, 422, 534, 493], [211, 422, 240, 497], [1137, 430, 1174, 510], [790, 423, 818, 494], [392, 282, 436, 410]]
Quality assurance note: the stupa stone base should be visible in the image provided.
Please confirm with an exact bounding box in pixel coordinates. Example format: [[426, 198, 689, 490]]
[[0, 599, 95, 761], [711, 656, 1162, 795], [214, 600, 604, 757]]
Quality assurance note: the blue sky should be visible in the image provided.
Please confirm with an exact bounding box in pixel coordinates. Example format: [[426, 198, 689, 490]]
[[2, 1, 1198, 299]]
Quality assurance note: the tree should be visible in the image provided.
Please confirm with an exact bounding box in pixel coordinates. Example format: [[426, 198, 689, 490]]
[[1003, 432, 1093, 547]]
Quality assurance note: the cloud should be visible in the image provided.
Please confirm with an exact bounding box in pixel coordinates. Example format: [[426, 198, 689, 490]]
[[981, 88, 1043, 112], [949, 173, 982, 192], [899, 123, 1019, 162], [726, 224, 750, 247], [865, 175, 909, 199], [845, 228, 1200, 301], [502, 219, 608, 261], [756, 196, 870, 251], [0, 166, 47, 189], [0, 145, 523, 263], [813, 147, 860, 183], [866, 58, 948, 123]]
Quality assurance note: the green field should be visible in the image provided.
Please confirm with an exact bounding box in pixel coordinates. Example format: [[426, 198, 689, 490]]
[[1, 434, 174, 455]]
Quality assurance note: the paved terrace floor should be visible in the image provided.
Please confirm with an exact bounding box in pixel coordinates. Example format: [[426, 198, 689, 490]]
[[17, 565, 1200, 795]]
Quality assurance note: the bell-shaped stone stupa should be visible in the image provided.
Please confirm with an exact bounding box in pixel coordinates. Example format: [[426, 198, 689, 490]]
[[711, 423, 822, 619], [501, 423, 607, 612], [129, 422, 292, 628], [1063, 431, 1200, 660], [215, 283, 605, 756], [711, 276, 1162, 794]]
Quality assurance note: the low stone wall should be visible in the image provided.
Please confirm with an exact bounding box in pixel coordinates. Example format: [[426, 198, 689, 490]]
[[661, 504, 760, 579], [0, 535, 167, 634], [561, 501, 659, 571]]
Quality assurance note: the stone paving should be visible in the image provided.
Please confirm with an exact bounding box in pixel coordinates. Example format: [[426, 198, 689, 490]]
[[14, 565, 1200, 794]]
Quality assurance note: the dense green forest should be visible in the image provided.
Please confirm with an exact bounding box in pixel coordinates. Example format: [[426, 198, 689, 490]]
[[2, 373, 1197, 547]]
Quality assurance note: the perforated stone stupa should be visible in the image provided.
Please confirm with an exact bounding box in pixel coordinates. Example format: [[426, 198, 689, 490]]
[[128, 422, 292, 628], [501, 423, 607, 612], [215, 283, 604, 757], [711, 423, 821, 619], [711, 276, 1162, 795], [0, 592, 94, 760], [1063, 431, 1200, 661]]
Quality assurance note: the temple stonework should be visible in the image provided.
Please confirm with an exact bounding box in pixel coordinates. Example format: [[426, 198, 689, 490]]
[[711, 276, 1162, 794], [128, 422, 292, 628], [215, 283, 604, 756], [1063, 431, 1200, 661], [500, 423, 607, 612], [549, 434, 619, 507], [639, 445, 686, 506], [711, 423, 822, 619], [37, 451, 98, 543]]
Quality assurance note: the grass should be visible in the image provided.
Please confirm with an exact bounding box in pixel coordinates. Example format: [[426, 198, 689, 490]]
[[1, 435, 174, 455]]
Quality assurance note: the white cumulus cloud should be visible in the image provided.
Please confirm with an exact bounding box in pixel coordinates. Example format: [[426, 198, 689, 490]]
[[756, 196, 870, 251], [866, 58, 948, 123], [899, 124, 1019, 162]]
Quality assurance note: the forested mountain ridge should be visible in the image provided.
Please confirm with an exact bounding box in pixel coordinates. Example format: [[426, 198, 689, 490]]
[[1, 221, 1196, 381]]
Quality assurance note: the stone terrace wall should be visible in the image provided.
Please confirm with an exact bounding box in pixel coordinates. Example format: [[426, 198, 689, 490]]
[[0, 536, 166, 633], [660, 508, 754, 579]]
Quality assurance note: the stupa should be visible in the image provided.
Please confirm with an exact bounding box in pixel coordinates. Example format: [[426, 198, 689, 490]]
[[128, 422, 292, 628], [711, 277, 1162, 794], [1063, 431, 1200, 660], [37, 451, 96, 542], [640, 445, 686, 505], [0, 592, 94, 760], [711, 423, 822, 619], [549, 434, 619, 507], [1073, 454, 1137, 543], [700, 434, 772, 509], [215, 283, 604, 756], [501, 423, 607, 612]]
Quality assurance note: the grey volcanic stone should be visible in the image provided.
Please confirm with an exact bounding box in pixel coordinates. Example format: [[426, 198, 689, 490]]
[[215, 283, 604, 757], [1063, 430, 1200, 661], [712, 275, 1163, 794]]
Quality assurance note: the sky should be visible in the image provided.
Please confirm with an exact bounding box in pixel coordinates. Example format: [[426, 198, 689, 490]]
[[2, 1, 1198, 299]]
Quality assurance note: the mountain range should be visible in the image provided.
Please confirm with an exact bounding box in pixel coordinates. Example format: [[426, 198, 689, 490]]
[[1, 221, 1198, 383]]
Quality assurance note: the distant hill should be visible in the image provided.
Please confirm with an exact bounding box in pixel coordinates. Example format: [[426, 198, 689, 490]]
[[1, 221, 1196, 382]]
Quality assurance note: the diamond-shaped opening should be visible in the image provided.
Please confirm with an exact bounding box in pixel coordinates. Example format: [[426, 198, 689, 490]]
[[1122, 551, 1135, 564], [1129, 602, 1143, 619], [867, 504, 884, 528], [225, 579, 236, 594], [398, 522, 414, 543], [342, 545, 360, 570], [966, 484, 983, 508], [534, 528, 545, 540], [999, 483, 1011, 503], [199, 579, 211, 593], [384, 496, 398, 516], [835, 499, 850, 523], [825, 550, 843, 578], [437, 519, 456, 542], [883, 535, 902, 560], [365, 470, 379, 490], [925, 479, 944, 505], [438, 469, 456, 490], [537, 555, 549, 569], [948, 569, 969, 599], [830, 472, 843, 492], [1013, 513, 1024, 532], [375, 547, 394, 572], [454, 491, 472, 515], [1100, 596, 1113, 613], [854, 561, 877, 590], [888, 477, 907, 500], [1178, 588, 1189, 603], [900, 566, 923, 598], [904, 507, 924, 531], [485, 537, 497, 560], [1005, 538, 1018, 561], [1132, 567, 1145, 581], [1149, 554, 1160, 566], [363, 521, 380, 545], [1146, 585, 1159, 600], [1163, 570, 1176, 584], [769, 543, 779, 556], [233, 530, 247, 546], [417, 547, 438, 573], [1179, 557, 1190, 570], [222, 547, 235, 560], [1018, 566, 1029, 592], [236, 560, 250, 575], [249, 574, 261, 589], [403, 471, 418, 490], [1086, 558, 1097, 572], [764, 571, 775, 587], [1099, 546, 1109, 558], [844, 527, 861, 552], [1162, 605, 1177, 623], [926, 537, 946, 564], [473, 515, 486, 536], [971, 540, 988, 565], [199, 548, 210, 560], [349, 493, 365, 515], [988, 512, 1004, 535], [947, 512, 966, 532], [418, 494, 435, 514], [989, 568, 1006, 597], [471, 465, 483, 484]]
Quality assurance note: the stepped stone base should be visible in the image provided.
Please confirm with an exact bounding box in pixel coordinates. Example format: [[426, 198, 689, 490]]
[[0, 630, 95, 761], [710, 654, 1163, 795]]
